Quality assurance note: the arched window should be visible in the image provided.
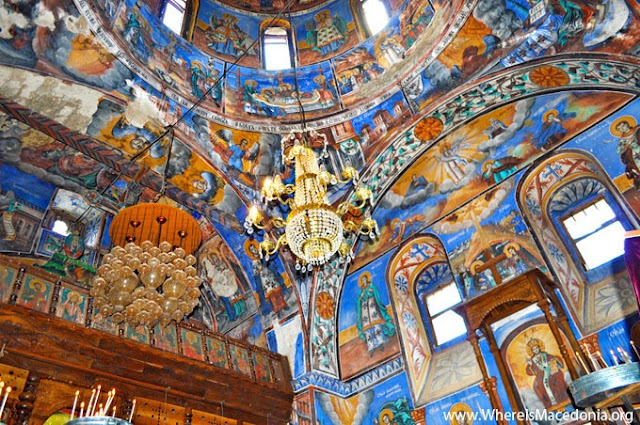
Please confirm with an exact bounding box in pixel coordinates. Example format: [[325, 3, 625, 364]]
[[361, 0, 390, 36], [549, 177, 631, 282], [51, 219, 69, 237], [518, 150, 639, 333], [161, 0, 187, 35], [261, 21, 294, 70], [416, 263, 466, 346]]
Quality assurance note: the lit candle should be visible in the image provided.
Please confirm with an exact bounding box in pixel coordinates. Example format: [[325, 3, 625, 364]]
[[79, 401, 85, 418], [104, 389, 115, 414], [631, 340, 640, 360], [70, 390, 80, 420], [112, 406, 116, 418], [98, 404, 103, 416], [0, 387, 11, 421], [610, 349, 619, 365], [597, 351, 609, 368], [103, 391, 110, 414], [128, 399, 136, 423], [584, 345, 599, 370], [622, 348, 632, 363], [576, 351, 589, 373], [87, 389, 95, 417], [92, 385, 102, 416]]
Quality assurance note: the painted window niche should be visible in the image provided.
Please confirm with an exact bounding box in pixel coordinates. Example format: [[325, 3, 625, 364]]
[[550, 178, 631, 283], [518, 151, 638, 334], [161, 0, 187, 35], [415, 263, 466, 347], [262, 25, 293, 70], [387, 235, 453, 401]]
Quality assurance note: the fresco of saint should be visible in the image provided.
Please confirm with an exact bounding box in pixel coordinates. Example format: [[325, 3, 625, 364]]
[[0, 185, 19, 241], [610, 116, 640, 188], [305, 11, 348, 56], [532, 109, 576, 150], [525, 337, 570, 409], [356, 271, 396, 354], [246, 241, 287, 315], [201, 250, 247, 322]]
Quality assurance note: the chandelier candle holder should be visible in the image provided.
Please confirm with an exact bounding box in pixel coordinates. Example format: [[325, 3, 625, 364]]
[[244, 128, 378, 272], [92, 204, 203, 328]]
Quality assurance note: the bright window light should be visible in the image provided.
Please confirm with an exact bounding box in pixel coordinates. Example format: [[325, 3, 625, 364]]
[[425, 282, 466, 345], [362, 0, 390, 36], [264, 27, 292, 70], [426, 282, 461, 316], [432, 310, 467, 345], [575, 221, 626, 269], [563, 198, 626, 270], [51, 219, 69, 237], [564, 199, 615, 239], [162, 0, 186, 35]]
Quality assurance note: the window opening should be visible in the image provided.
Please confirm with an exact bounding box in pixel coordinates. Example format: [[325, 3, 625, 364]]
[[51, 219, 70, 237], [424, 282, 466, 345], [362, 0, 389, 37], [263, 27, 292, 70], [562, 198, 626, 270], [162, 0, 187, 35]]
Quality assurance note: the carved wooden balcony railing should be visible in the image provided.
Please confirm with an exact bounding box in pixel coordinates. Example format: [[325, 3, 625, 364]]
[[0, 255, 293, 425]]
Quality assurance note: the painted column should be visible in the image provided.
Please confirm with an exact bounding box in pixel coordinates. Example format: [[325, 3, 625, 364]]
[[541, 278, 589, 375], [482, 324, 525, 425], [468, 331, 508, 425], [478, 377, 504, 416]]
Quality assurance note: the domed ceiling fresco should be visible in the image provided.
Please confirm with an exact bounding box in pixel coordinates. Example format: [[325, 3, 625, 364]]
[[1, 0, 640, 422]]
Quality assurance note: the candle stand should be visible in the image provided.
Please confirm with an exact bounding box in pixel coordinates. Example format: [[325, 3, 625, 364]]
[[569, 362, 640, 424], [67, 417, 132, 425]]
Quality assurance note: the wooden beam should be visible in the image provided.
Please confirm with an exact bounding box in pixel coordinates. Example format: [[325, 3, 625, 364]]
[[0, 304, 293, 424]]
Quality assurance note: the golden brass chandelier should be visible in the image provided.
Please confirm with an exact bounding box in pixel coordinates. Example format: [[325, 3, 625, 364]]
[[244, 128, 378, 272]]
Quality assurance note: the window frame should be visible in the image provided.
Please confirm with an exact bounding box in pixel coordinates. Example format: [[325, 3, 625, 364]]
[[422, 280, 466, 347], [161, 0, 187, 36], [361, 0, 391, 37], [44, 210, 82, 239], [262, 26, 294, 70], [559, 196, 626, 271], [353, 0, 391, 39]]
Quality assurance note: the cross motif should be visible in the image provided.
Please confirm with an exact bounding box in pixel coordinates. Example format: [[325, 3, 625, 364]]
[[410, 243, 432, 260], [541, 163, 564, 182]]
